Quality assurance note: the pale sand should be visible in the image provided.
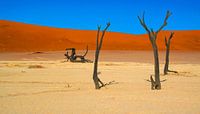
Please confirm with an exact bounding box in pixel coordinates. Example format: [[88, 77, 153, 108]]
[[0, 50, 200, 63], [0, 51, 200, 114]]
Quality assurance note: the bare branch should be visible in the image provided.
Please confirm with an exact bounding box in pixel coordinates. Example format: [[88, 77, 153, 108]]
[[99, 80, 118, 88], [98, 78, 104, 86], [165, 36, 168, 47], [98, 22, 110, 51], [106, 22, 111, 27], [82, 45, 89, 57], [96, 26, 101, 50], [146, 79, 167, 82], [150, 75, 155, 83], [150, 28, 154, 33], [156, 11, 172, 34], [150, 75, 155, 90], [165, 32, 174, 47], [160, 79, 167, 82], [138, 12, 150, 34], [169, 32, 174, 40]]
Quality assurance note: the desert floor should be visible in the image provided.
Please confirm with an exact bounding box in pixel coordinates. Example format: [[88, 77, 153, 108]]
[[0, 51, 200, 114]]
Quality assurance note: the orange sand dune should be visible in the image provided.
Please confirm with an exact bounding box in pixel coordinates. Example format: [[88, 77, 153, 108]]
[[0, 20, 199, 52]]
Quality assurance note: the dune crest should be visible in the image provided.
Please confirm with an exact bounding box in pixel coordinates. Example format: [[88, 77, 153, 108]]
[[0, 20, 199, 52]]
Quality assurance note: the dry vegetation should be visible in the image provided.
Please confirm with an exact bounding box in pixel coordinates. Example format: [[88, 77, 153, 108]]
[[28, 65, 45, 69]]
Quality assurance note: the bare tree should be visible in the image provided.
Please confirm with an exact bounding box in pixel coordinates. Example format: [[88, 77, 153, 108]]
[[93, 22, 110, 89], [138, 11, 172, 90], [164, 32, 178, 75], [64, 46, 92, 63]]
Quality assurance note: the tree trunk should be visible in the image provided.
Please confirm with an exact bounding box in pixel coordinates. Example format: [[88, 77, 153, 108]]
[[164, 32, 177, 75], [138, 11, 172, 90], [164, 44, 170, 75], [93, 50, 100, 89], [153, 45, 161, 89], [151, 40, 161, 90], [92, 23, 110, 89]]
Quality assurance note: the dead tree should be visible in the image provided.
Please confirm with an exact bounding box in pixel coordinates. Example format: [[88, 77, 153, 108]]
[[138, 11, 172, 90], [164, 32, 178, 75], [93, 22, 110, 89], [64, 46, 92, 63]]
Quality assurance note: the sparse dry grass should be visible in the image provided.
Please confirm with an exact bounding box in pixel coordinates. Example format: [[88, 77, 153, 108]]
[[28, 65, 45, 69]]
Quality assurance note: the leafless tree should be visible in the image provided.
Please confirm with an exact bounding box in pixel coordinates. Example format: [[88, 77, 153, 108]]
[[64, 46, 92, 63], [138, 11, 172, 90], [93, 22, 110, 89], [164, 32, 178, 75]]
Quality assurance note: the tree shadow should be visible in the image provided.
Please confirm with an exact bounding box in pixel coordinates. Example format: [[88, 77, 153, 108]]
[[0, 89, 80, 98]]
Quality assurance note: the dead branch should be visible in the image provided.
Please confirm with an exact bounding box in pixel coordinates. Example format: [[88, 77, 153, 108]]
[[99, 80, 118, 88], [137, 12, 150, 34], [64, 46, 92, 63], [156, 11, 172, 34]]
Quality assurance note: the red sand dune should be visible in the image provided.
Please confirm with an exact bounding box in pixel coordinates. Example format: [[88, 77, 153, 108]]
[[0, 20, 199, 52]]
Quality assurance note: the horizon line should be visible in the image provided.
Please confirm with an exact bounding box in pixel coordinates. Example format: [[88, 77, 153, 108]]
[[1, 19, 200, 35]]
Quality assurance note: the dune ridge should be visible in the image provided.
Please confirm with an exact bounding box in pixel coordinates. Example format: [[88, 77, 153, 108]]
[[0, 20, 199, 52]]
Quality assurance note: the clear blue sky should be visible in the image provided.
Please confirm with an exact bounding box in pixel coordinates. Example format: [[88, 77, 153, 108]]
[[0, 0, 200, 34]]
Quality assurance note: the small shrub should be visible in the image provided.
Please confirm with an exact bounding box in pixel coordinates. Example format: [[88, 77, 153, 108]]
[[28, 65, 44, 69]]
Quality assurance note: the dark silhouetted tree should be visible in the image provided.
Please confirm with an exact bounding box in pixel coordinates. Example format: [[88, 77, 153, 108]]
[[138, 11, 172, 90], [164, 32, 178, 75], [93, 22, 110, 89]]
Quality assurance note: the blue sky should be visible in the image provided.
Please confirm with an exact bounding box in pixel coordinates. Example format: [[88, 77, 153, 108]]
[[0, 0, 200, 34]]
